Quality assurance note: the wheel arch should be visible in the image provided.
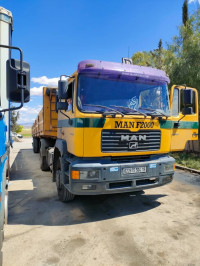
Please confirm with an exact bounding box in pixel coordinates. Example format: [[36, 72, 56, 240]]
[[52, 139, 68, 182]]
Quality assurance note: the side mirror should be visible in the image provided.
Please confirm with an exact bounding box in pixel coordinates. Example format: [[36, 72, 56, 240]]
[[58, 78, 68, 99], [55, 93, 68, 112], [56, 101, 68, 111], [182, 107, 193, 115], [7, 59, 30, 103], [183, 89, 193, 106]]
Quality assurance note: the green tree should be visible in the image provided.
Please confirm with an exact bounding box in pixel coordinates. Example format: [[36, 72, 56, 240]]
[[168, 7, 200, 102], [16, 125, 23, 133], [10, 108, 24, 133], [131, 39, 174, 72], [157, 39, 162, 69], [131, 5, 200, 108], [182, 0, 189, 26], [132, 51, 154, 67], [11, 109, 19, 132]]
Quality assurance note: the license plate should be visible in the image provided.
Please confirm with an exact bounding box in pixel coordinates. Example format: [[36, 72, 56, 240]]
[[122, 166, 146, 175]]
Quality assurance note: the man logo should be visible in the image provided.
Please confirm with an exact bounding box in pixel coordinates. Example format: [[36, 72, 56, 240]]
[[121, 135, 147, 141], [129, 142, 138, 150]]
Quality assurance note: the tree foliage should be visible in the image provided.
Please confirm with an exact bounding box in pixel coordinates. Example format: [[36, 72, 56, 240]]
[[131, 40, 176, 74], [168, 8, 200, 94], [16, 125, 23, 133], [182, 0, 189, 26], [10, 108, 23, 133], [131, 5, 200, 107], [11, 109, 19, 132]]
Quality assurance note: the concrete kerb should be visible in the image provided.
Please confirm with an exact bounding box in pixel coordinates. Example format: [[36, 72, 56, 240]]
[[175, 164, 200, 175]]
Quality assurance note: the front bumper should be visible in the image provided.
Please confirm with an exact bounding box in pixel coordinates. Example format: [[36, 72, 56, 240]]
[[67, 155, 175, 195]]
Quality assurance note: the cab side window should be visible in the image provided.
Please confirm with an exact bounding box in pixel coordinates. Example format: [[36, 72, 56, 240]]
[[172, 88, 179, 116], [66, 81, 74, 112]]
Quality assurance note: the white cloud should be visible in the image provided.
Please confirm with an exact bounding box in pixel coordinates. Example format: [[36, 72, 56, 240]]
[[30, 86, 43, 96], [20, 105, 42, 115], [23, 75, 59, 124], [18, 105, 42, 124], [31, 76, 59, 87], [30, 76, 59, 96], [189, 0, 200, 3], [18, 117, 35, 124], [19, 75, 59, 124]]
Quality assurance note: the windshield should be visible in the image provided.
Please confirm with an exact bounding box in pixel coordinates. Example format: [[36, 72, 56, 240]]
[[77, 74, 171, 116]]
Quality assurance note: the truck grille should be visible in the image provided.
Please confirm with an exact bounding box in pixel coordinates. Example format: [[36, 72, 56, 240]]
[[101, 130, 161, 153]]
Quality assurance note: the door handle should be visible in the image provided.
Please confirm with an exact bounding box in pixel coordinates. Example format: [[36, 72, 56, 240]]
[[173, 122, 180, 128]]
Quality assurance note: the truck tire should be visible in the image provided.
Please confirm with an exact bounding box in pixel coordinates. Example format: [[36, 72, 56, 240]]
[[4, 192, 8, 225], [0, 229, 3, 254], [33, 137, 40, 153], [0, 251, 2, 266], [40, 151, 50, 171], [0, 228, 3, 266], [55, 157, 74, 202]]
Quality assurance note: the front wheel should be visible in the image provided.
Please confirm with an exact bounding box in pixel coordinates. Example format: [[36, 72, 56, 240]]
[[55, 158, 74, 202]]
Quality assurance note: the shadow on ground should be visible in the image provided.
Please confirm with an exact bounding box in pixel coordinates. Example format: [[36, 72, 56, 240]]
[[8, 149, 167, 226]]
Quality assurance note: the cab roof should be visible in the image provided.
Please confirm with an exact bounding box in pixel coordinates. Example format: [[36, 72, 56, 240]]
[[0, 6, 13, 26], [78, 60, 170, 84]]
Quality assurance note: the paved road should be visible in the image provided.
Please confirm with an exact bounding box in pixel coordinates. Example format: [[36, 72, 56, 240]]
[[3, 138, 200, 266]]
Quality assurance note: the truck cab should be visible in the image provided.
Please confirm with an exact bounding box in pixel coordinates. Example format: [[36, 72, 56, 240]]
[[51, 60, 198, 201], [0, 6, 30, 264], [0, 8, 13, 262]]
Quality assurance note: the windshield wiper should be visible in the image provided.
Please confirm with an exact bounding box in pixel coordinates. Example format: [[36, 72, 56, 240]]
[[83, 104, 124, 117], [138, 107, 169, 118], [110, 105, 147, 117], [82, 110, 104, 114]]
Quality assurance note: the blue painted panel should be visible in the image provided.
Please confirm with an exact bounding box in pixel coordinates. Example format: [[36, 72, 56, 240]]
[[0, 115, 7, 214], [0, 117, 6, 156]]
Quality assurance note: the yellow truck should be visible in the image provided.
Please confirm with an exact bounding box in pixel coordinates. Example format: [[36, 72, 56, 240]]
[[32, 59, 199, 202], [32, 87, 57, 170]]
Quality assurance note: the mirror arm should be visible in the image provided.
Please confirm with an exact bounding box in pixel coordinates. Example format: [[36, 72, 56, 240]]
[[178, 114, 185, 122], [60, 110, 71, 120], [0, 89, 24, 114], [0, 44, 25, 115], [0, 44, 23, 70], [181, 84, 187, 90]]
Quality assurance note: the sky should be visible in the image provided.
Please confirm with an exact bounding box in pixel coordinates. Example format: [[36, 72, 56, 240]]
[[0, 0, 199, 125]]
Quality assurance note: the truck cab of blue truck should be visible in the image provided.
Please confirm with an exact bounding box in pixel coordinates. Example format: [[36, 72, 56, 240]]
[[0, 6, 30, 265]]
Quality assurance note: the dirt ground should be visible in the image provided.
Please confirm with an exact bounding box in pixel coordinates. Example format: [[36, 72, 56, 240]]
[[3, 138, 200, 266]]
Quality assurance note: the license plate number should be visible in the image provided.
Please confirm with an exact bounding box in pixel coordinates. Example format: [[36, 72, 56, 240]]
[[123, 167, 146, 175]]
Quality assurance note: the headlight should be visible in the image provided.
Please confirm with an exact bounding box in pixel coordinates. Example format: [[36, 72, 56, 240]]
[[80, 170, 99, 180], [164, 163, 175, 172]]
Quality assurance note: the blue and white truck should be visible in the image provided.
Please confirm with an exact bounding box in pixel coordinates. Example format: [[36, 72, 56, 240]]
[[0, 6, 30, 264]]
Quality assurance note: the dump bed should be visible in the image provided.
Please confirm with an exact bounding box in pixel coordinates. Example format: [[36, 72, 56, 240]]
[[32, 87, 58, 138]]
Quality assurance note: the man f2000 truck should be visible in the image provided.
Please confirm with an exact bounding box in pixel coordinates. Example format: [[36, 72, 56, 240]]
[[32, 59, 198, 202], [0, 6, 30, 264]]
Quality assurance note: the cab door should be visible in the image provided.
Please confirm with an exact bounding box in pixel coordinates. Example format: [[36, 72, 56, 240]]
[[170, 85, 199, 151]]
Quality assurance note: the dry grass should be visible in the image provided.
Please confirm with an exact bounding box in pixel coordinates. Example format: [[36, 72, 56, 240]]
[[21, 128, 32, 138], [172, 152, 200, 170]]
